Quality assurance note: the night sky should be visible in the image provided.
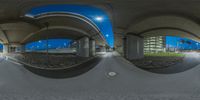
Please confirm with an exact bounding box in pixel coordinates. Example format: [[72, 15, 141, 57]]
[[166, 36, 200, 50]]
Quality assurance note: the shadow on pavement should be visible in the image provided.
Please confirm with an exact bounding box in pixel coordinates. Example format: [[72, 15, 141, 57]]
[[23, 56, 102, 79]]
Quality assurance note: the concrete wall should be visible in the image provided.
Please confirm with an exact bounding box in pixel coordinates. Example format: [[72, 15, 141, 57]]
[[3, 44, 25, 54], [3, 44, 9, 54], [77, 37, 90, 57], [89, 40, 96, 56]]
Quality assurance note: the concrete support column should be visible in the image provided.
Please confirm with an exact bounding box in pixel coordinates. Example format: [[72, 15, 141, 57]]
[[89, 39, 96, 56], [124, 35, 144, 60], [77, 37, 89, 57], [15, 45, 25, 53], [3, 44, 9, 54]]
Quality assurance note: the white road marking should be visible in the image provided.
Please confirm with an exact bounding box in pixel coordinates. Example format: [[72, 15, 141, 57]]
[[108, 72, 117, 77]]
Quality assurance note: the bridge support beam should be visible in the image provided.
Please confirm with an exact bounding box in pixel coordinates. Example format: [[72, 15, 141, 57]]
[[89, 39, 96, 56], [77, 37, 90, 57], [3, 44, 9, 54], [6, 44, 25, 53], [124, 34, 144, 60]]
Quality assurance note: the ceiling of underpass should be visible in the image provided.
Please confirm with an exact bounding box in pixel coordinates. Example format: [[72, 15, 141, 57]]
[[141, 29, 200, 41], [0, 3, 111, 46], [1, 0, 200, 47], [20, 14, 103, 44]]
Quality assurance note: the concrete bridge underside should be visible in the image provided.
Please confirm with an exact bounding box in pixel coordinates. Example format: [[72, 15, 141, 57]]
[[0, 12, 107, 57], [1, 0, 200, 59]]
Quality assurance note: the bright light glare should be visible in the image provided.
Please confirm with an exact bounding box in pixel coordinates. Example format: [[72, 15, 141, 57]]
[[106, 34, 109, 37], [95, 16, 103, 21]]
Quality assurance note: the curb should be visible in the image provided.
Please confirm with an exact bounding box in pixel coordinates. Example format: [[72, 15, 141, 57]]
[[5, 55, 102, 78], [6, 55, 98, 70]]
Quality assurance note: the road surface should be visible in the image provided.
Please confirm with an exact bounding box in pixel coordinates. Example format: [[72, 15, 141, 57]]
[[0, 52, 200, 100]]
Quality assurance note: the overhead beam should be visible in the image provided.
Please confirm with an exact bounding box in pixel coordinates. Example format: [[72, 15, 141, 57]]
[[137, 27, 200, 39], [0, 27, 9, 43]]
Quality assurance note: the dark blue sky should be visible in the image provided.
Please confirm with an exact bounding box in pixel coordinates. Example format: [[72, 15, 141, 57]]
[[25, 39, 72, 50], [0, 36, 200, 51], [26, 4, 114, 47], [166, 36, 200, 50]]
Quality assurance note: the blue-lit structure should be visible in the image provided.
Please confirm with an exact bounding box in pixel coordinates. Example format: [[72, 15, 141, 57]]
[[25, 4, 114, 48]]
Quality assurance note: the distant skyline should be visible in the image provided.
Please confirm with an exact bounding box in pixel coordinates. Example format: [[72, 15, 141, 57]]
[[166, 36, 200, 50], [25, 39, 72, 51], [0, 36, 200, 51]]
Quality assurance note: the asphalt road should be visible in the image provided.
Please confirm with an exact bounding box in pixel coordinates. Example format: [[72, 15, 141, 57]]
[[0, 52, 200, 100]]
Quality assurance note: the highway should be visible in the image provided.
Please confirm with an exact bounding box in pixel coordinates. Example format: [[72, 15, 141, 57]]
[[0, 52, 200, 99]]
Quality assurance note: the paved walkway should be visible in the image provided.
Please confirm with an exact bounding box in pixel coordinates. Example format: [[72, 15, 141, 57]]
[[0, 52, 200, 99], [149, 52, 200, 74]]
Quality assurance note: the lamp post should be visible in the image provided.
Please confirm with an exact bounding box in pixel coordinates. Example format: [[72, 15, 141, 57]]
[[44, 22, 49, 64]]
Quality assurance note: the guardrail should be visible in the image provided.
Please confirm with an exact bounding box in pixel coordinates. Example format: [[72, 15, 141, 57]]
[[6, 55, 102, 78]]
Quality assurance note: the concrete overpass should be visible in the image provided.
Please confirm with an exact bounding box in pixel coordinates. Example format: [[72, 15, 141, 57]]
[[0, 11, 106, 57], [1, 1, 200, 99], [0, 0, 200, 60]]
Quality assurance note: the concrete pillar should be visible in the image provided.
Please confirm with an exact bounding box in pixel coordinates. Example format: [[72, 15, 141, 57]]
[[15, 45, 25, 53], [77, 37, 89, 57], [7, 44, 25, 53], [89, 39, 96, 56], [124, 35, 144, 60], [3, 44, 9, 54]]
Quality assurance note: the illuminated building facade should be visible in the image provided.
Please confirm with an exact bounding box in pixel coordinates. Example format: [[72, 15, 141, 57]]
[[144, 36, 166, 53]]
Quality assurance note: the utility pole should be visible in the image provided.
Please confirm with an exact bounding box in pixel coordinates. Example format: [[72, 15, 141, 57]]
[[44, 22, 49, 65], [46, 37, 49, 64]]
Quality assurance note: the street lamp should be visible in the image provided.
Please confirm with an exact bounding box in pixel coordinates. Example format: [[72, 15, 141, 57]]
[[196, 43, 199, 50], [106, 34, 109, 38], [95, 16, 103, 22]]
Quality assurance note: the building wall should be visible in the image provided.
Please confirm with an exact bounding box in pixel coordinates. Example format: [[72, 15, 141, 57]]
[[144, 36, 166, 53]]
